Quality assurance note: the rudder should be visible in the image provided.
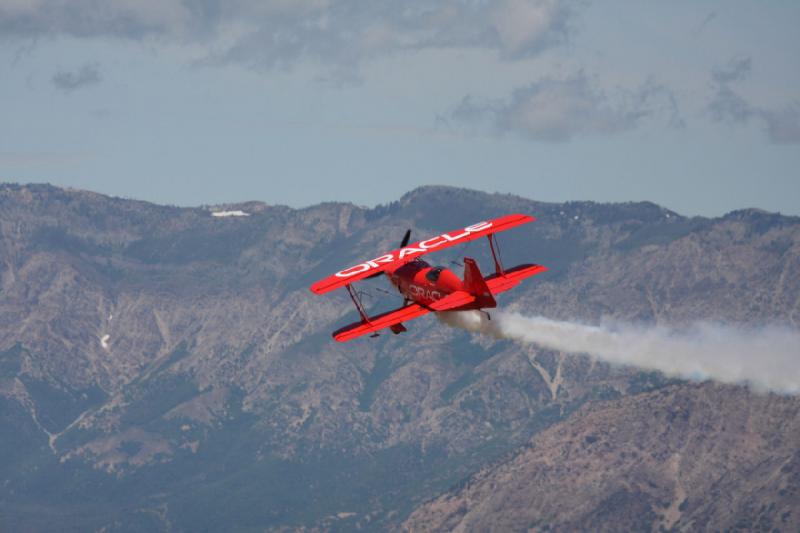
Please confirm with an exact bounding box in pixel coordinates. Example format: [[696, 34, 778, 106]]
[[463, 257, 497, 308]]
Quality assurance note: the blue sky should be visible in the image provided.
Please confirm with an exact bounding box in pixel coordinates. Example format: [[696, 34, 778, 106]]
[[1, 1, 798, 216]]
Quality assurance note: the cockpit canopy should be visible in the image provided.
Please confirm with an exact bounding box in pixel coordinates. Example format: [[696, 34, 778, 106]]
[[425, 266, 444, 283]]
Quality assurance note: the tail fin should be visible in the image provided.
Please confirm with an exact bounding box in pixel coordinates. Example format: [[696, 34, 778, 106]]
[[463, 257, 497, 308]]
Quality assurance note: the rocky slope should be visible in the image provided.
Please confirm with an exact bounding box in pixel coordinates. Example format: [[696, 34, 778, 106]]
[[403, 383, 800, 532], [0, 183, 798, 531]]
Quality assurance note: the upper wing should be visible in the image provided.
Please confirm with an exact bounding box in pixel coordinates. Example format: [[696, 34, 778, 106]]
[[333, 303, 430, 342], [310, 213, 535, 295]]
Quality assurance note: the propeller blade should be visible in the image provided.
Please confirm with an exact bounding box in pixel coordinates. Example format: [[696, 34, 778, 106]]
[[365, 229, 410, 279], [400, 229, 412, 248]]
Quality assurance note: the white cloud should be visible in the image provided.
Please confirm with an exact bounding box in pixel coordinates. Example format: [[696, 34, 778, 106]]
[[51, 62, 102, 92], [445, 72, 682, 142], [761, 105, 800, 144], [708, 57, 800, 144], [489, 0, 569, 57]]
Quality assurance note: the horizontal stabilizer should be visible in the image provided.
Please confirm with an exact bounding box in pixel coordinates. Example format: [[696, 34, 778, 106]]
[[428, 291, 476, 311], [485, 264, 548, 294]]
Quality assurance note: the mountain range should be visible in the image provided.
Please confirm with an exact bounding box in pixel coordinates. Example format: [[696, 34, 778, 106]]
[[0, 183, 798, 531]]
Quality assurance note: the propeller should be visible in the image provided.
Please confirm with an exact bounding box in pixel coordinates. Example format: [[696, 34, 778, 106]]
[[366, 228, 411, 279], [400, 229, 412, 248]]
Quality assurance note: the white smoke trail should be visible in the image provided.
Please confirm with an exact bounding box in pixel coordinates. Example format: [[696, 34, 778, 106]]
[[437, 311, 800, 394]]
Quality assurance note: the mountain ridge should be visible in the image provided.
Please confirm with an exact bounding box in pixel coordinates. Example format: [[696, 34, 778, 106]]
[[7, 181, 797, 220]]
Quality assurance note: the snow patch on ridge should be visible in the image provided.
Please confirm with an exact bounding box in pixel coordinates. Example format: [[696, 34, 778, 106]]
[[211, 210, 249, 218]]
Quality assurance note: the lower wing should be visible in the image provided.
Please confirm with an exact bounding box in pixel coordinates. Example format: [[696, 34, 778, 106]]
[[333, 264, 547, 342], [333, 303, 430, 342]]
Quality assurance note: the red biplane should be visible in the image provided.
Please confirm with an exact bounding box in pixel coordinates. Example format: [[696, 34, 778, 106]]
[[309, 214, 547, 342]]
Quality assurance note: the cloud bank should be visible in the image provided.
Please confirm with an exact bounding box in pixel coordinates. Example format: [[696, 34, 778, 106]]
[[444, 73, 682, 142], [439, 311, 800, 395], [0, 0, 577, 70]]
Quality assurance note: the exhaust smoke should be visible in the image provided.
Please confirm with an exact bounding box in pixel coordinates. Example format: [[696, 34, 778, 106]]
[[438, 310, 800, 394]]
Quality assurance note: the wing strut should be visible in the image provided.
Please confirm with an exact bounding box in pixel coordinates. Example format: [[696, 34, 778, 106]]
[[345, 284, 370, 323], [487, 234, 505, 276]]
